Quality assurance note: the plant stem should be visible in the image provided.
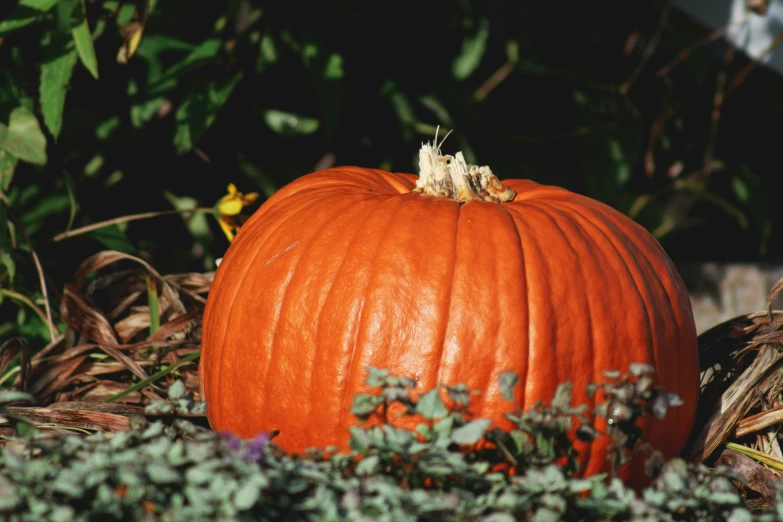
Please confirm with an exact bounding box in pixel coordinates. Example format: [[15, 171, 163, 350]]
[[50, 207, 215, 243]]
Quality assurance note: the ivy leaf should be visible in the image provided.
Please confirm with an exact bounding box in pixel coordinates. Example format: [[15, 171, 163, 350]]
[[40, 47, 79, 139], [0, 107, 47, 165], [168, 380, 186, 400], [415, 389, 448, 420], [498, 371, 520, 403], [173, 72, 243, 154], [233, 482, 260, 511], [355, 455, 380, 476], [450, 419, 491, 445]]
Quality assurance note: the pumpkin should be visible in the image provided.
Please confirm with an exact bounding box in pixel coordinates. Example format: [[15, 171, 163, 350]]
[[199, 138, 699, 479]]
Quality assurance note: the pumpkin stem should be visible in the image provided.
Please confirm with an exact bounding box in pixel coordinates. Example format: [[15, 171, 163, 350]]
[[413, 128, 516, 203]]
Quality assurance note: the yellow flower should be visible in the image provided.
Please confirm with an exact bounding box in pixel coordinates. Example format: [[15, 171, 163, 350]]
[[217, 183, 260, 242]]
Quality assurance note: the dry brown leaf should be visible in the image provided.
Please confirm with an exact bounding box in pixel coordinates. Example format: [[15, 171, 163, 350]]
[[61, 284, 119, 346], [716, 448, 778, 506]]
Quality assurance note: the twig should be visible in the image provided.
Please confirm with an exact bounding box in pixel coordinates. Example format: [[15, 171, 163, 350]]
[[474, 61, 516, 102], [50, 207, 214, 243], [657, 11, 752, 77], [700, 45, 735, 181], [728, 29, 783, 95], [1, 197, 58, 342], [620, 1, 672, 95]]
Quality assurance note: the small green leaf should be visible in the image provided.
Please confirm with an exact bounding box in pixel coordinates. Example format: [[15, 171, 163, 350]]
[[0, 478, 20, 511], [22, 0, 60, 9], [0, 202, 11, 251], [0, 0, 59, 34], [0, 252, 15, 282], [173, 72, 242, 153], [498, 371, 519, 403], [168, 380, 186, 400], [452, 18, 489, 80], [72, 18, 99, 79], [146, 462, 180, 484], [0, 107, 47, 165], [355, 455, 380, 476], [40, 47, 79, 139], [415, 389, 448, 420], [0, 390, 35, 405], [146, 276, 159, 335], [450, 418, 491, 445], [261, 109, 319, 137], [0, 150, 18, 191], [87, 224, 136, 253], [234, 482, 260, 511], [551, 382, 573, 410], [62, 170, 77, 232]]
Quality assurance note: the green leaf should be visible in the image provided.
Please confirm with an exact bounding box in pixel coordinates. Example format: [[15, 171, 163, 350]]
[[233, 482, 260, 511], [173, 72, 242, 154], [415, 389, 449, 420], [237, 156, 276, 198], [261, 109, 319, 138], [450, 419, 491, 445], [355, 455, 380, 476], [40, 47, 79, 139], [163, 191, 213, 269], [0, 0, 59, 34], [732, 164, 772, 256], [0, 201, 11, 251], [0, 150, 18, 191], [0, 390, 35, 405], [452, 18, 489, 80], [146, 462, 180, 485], [56, 0, 82, 31], [62, 171, 77, 232], [72, 10, 99, 79], [498, 371, 520, 403], [0, 107, 47, 165], [148, 38, 222, 92], [0, 252, 14, 283], [22, 0, 60, 9], [87, 224, 136, 253], [301, 43, 343, 141], [167, 380, 185, 400]]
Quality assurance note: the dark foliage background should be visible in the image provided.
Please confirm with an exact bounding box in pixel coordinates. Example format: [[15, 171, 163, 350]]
[[1, 0, 783, 349]]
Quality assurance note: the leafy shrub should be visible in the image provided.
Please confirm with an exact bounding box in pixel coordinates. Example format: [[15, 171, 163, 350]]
[[1, 364, 778, 521]]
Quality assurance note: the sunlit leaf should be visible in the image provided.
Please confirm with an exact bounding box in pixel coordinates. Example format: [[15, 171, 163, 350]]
[[261, 109, 319, 137], [87, 224, 136, 253], [0, 150, 17, 192], [0, 107, 47, 165], [72, 11, 99, 79], [62, 171, 77, 232], [0, 0, 59, 34], [173, 72, 243, 154], [40, 47, 79, 139], [452, 18, 489, 80]]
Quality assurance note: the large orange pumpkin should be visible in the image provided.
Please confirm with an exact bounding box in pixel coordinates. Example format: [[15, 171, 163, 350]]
[[199, 139, 699, 479]]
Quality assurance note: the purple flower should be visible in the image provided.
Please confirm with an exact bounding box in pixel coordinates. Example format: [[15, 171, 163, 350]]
[[219, 431, 242, 453], [244, 432, 269, 463]]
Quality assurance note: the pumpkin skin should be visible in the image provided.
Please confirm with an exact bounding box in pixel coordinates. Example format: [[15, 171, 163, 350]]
[[199, 166, 699, 479]]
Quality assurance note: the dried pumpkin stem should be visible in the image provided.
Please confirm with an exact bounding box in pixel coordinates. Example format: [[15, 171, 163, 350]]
[[414, 133, 516, 203]]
